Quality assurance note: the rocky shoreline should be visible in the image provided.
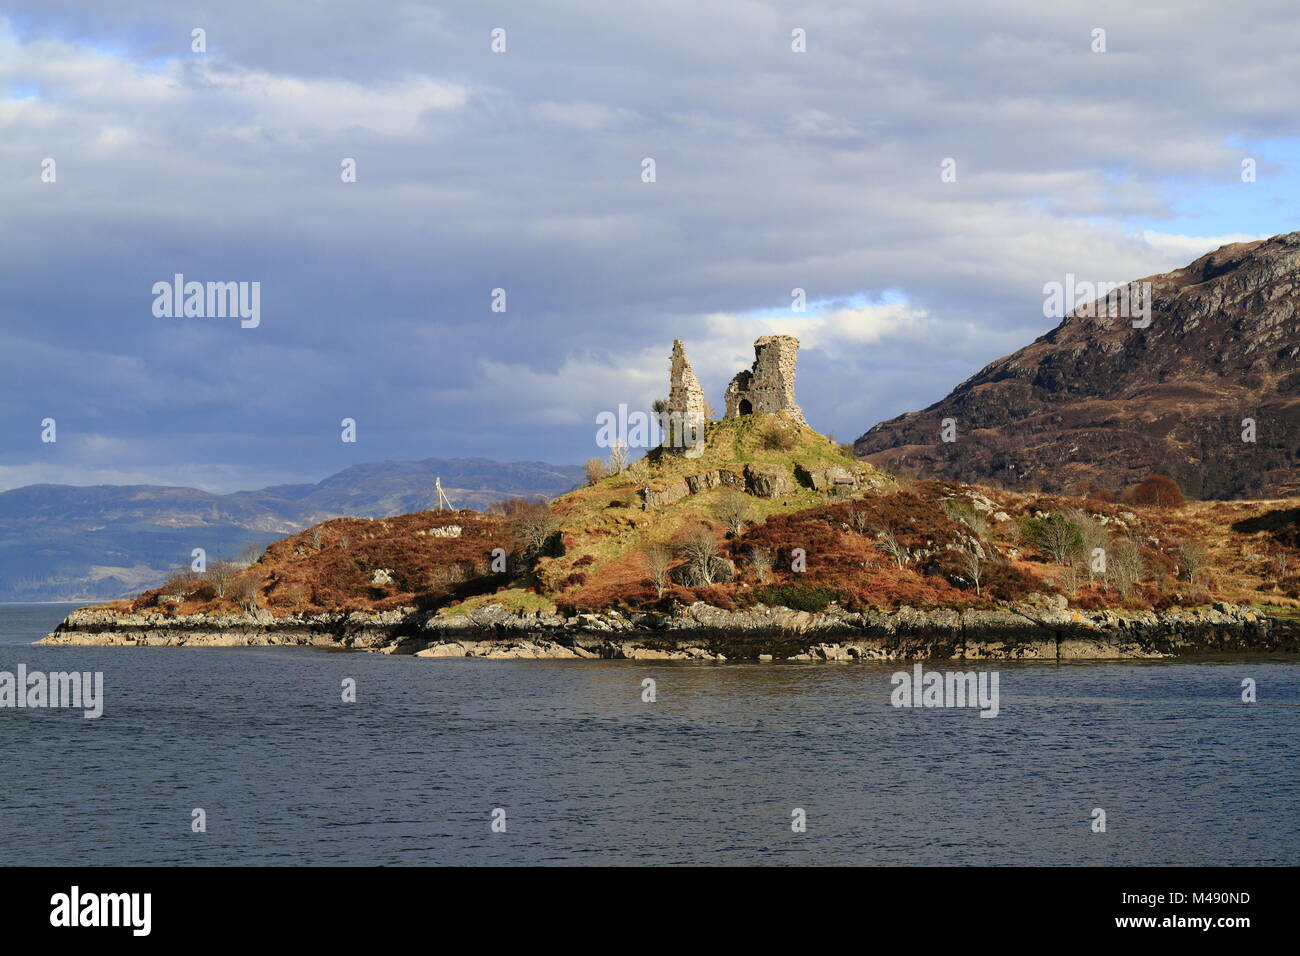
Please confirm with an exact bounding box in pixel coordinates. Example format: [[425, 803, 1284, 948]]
[[35, 598, 1299, 661]]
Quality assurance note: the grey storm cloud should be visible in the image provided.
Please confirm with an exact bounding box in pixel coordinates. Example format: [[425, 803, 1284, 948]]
[[0, 0, 1295, 490]]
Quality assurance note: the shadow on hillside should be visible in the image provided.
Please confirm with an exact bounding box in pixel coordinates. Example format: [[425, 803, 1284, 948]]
[[1232, 507, 1300, 546], [412, 573, 514, 613]]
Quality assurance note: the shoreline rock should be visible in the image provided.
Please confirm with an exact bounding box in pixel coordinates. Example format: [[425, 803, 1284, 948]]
[[35, 599, 1299, 661]]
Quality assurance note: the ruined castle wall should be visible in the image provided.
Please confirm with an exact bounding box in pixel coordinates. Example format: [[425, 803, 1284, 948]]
[[725, 335, 807, 426], [664, 339, 706, 457]]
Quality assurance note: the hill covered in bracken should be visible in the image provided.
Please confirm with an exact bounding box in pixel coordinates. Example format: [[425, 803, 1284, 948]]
[[855, 233, 1300, 500], [102, 415, 1300, 629]]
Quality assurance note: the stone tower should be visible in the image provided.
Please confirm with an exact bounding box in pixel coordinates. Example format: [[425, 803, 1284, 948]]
[[724, 335, 807, 426], [662, 339, 707, 458]]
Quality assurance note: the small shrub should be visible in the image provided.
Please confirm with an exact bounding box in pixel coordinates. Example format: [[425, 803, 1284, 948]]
[[712, 491, 750, 537], [229, 575, 261, 612], [749, 583, 840, 613], [1125, 474, 1186, 508], [1021, 513, 1084, 564], [758, 423, 797, 451], [641, 543, 675, 597], [508, 501, 561, 556]]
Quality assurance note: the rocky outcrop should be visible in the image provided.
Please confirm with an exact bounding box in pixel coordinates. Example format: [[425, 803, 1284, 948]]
[[36, 605, 418, 651], [639, 465, 780, 508], [640, 479, 691, 509], [744, 463, 792, 497], [415, 638, 600, 659], [418, 525, 462, 538], [639, 457, 886, 508], [684, 468, 742, 493], [795, 464, 857, 491], [856, 233, 1300, 499], [38, 597, 1296, 661]]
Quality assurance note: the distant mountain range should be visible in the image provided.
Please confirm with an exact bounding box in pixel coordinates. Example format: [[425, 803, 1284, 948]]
[[0, 458, 584, 602], [856, 233, 1300, 499]]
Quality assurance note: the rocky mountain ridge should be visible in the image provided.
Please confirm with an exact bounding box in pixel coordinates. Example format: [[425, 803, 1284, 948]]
[[855, 233, 1300, 499]]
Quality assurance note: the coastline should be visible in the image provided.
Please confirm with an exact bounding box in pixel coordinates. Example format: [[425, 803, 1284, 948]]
[[36, 598, 1299, 661]]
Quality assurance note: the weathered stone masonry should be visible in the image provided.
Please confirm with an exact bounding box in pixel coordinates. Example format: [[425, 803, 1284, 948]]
[[723, 335, 808, 426], [658, 334, 808, 461], [661, 339, 707, 458]]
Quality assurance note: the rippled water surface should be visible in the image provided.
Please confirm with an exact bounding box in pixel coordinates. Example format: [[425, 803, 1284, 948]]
[[2, 603, 1297, 865]]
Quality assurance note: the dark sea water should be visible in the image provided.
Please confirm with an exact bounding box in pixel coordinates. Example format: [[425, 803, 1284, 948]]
[[1, 602, 1297, 866]]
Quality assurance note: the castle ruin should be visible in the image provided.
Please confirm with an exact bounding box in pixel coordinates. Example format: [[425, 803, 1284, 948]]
[[658, 334, 806, 459], [660, 339, 707, 458], [724, 335, 807, 427]]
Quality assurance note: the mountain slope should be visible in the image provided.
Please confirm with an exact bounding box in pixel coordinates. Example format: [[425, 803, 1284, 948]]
[[855, 233, 1300, 499], [0, 457, 583, 601]]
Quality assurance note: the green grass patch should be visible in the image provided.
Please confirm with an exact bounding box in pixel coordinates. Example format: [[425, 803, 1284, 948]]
[[439, 588, 556, 618], [747, 583, 842, 613]]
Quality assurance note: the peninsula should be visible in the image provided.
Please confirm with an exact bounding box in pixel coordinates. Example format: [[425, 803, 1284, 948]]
[[41, 328, 1300, 661]]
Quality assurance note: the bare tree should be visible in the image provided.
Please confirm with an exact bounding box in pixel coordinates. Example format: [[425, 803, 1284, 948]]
[[206, 559, 237, 598], [1176, 541, 1208, 583], [943, 499, 989, 540], [677, 526, 720, 586], [282, 582, 311, 607], [847, 508, 871, 535], [712, 491, 750, 537], [1036, 514, 1084, 566], [607, 439, 629, 475], [1276, 549, 1291, 581], [1110, 537, 1144, 599], [1058, 558, 1086, 595], [749, 547, 773, 584], [1064, 508, 1109, 585], [584, 458, 607, 486], [961, 547, 984, 597], [876, 525, 910, 570], [229, 574, 260, 612], [238, 543, 263, 567], [510, 503, 560, 556], [162, 566, 196, 601], [641, 543, 674, 597]]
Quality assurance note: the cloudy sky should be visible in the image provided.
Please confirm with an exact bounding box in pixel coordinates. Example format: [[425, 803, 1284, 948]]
[[1, 0, 1296, 492]]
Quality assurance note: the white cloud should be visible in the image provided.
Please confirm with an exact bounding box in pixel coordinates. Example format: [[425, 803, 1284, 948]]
[[2, 1, 1298, 483], [200, 68, 467, 138], [1138, 230, 1269, 266], [532, 100, 639, 131]]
